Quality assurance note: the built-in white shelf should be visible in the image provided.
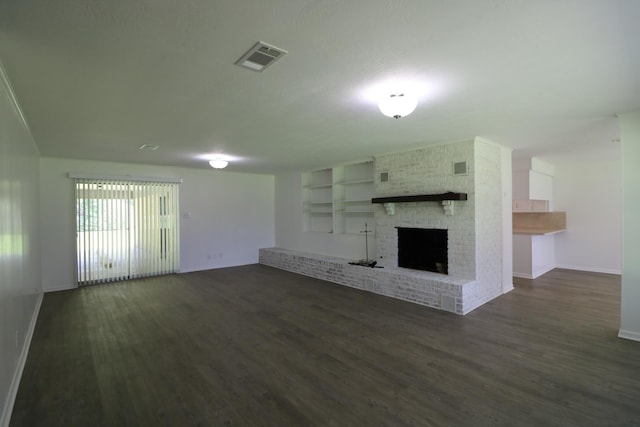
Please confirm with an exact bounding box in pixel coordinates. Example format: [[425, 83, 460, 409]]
[[340, 179, 374, 186], [305, 183, 333, 189], [342, 211, 374, 215], [335, 161, 374, 234], [302, 161, 375, 235], [303, 168, 334, 232]]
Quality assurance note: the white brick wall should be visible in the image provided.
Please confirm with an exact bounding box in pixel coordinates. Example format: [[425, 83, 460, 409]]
[[472, 139, 504, 309], [374, 141, 476, 279]]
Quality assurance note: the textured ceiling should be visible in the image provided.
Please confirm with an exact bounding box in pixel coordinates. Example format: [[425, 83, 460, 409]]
[[0, 0, 638, 173]]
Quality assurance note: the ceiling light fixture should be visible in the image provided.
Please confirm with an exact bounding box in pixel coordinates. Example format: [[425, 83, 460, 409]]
[[378, 93, 417, 119], [209, 158, 229, 169]]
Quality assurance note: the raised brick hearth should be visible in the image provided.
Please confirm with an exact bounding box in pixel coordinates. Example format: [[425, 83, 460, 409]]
[[259, 247, 489, 314]]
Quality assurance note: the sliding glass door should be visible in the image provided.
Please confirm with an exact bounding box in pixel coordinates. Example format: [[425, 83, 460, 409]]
[[74, 179, 179, 285]]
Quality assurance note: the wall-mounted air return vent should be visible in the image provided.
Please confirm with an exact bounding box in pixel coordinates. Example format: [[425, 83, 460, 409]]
[[235, 41, 287, 72], [453, 161, 468, 176]]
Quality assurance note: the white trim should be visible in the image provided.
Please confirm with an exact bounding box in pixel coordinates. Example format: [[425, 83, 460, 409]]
[[44, 283, 78, 293], [0, 60, 36, 144], [67, 172, 183, 184], [1, 293, 43, 427], [502, 285, 515, 294], [515, 264, 622, 279], [618, 329, 640, 342], [531, 265, 555, 279], [514, 265, 555, 280], [555, 264, 622, 275]]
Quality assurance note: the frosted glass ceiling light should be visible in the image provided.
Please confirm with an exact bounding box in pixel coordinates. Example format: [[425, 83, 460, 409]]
[[378, 93, 417, 119], [209, 158, 229, 169]]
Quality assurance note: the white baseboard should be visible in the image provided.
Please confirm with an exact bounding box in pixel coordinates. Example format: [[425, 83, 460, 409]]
[[44, 283, 77, 293], [515, 265, 622, 279], [531, 265, 555, 279], [1, 293, 43, 427], [618, 329, 640, 342], [555, 264, 622, 275], [502, 285, 514, 294], [513, 265, 556, 280]]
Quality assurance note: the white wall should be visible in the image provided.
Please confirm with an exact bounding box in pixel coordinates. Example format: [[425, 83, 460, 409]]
[[531, 235, 555, 277], [0, 62, 42, 427], [274, 172, 373, 260], [619, 111, 640, 341], [512, 235, 532, 276], [543, 144, 622, 274], [40, 157, 275, 292]]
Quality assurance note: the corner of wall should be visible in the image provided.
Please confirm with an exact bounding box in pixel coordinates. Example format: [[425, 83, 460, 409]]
[[473, 138, 506, 302], [620, 111, 640, 339]]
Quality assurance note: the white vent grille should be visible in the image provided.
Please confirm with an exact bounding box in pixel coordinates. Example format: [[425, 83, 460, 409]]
[[453, 161, 468, 176], [235, 41, 287, 72]]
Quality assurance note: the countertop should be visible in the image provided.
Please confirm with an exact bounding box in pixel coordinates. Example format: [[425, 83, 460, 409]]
[[513, 227, 566, 235]]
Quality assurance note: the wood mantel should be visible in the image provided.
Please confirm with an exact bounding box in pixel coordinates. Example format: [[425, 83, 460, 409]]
[[371, 192, 468, 204]]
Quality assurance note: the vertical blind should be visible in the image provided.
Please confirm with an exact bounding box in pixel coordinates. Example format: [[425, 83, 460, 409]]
[[74, 178, 180, 285]]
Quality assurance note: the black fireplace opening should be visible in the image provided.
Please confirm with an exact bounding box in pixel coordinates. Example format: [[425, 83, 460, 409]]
[[397, 227, 448, 274]]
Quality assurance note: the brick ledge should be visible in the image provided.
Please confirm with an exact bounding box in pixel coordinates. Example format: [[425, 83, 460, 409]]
[[259, 247, 476, 314]]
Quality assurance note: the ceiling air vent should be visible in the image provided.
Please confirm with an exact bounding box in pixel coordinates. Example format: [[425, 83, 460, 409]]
[[235, 41, 287, 72]]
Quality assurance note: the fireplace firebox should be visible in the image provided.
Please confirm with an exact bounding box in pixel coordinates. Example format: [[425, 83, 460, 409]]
[[397, 227, 448, 274]]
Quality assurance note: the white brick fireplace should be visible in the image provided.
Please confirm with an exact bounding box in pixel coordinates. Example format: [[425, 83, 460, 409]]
[[374, 139, 509, 311], [374, 141, 476, 280], [262, 138, 512, 314]]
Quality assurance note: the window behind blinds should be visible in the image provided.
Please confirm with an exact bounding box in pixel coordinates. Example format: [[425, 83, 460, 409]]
[[74, 179, 179, 285]]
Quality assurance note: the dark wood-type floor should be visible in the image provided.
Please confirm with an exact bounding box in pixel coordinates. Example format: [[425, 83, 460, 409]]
[[11, 266, 640, 426]]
